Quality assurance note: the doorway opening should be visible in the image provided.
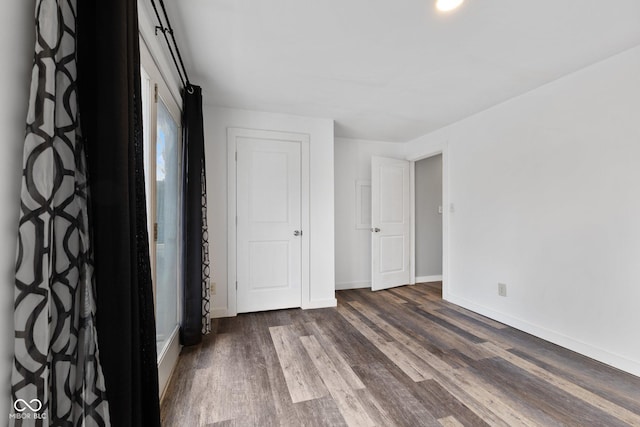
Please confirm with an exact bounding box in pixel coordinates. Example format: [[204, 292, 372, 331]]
[[414, 154, 443, 284]]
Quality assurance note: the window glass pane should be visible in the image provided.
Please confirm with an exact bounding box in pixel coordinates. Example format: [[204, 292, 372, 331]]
[[155, 99, 180, 355]]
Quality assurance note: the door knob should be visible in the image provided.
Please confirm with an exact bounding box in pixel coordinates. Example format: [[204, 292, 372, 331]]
[[294, 230, 302, 236], [371, 227, 380, 233]]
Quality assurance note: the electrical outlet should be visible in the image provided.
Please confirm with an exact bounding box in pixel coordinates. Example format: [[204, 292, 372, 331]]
[[210, 281, 216, 295], [498, 283, 507, 297]]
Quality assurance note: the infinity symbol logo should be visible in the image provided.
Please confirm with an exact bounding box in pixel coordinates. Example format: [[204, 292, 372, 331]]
[[13, 398, 43, 412]]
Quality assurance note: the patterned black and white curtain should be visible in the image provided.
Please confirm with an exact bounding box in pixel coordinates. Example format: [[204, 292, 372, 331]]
[[11, 0, 110, 425], [181, 84, 211, 345]]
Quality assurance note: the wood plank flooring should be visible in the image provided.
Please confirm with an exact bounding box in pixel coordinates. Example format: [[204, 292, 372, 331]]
[[160, 283, 640, 426]]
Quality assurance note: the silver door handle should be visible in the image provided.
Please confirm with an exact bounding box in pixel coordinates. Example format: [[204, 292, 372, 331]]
[[371, 227, 380, 233], [294, 230, 302, 236]]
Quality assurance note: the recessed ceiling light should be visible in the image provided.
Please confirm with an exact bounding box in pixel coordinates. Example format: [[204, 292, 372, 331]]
[[436, 0, 464, 12]]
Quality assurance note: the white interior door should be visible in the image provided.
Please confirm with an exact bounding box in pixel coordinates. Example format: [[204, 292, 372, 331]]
[[237, 136, 302, 313], [371, 156, 411, 291]]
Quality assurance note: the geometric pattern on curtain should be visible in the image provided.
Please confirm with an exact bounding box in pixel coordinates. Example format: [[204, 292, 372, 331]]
[[10, 1, 110, 425], [201, 163, 211, 335]]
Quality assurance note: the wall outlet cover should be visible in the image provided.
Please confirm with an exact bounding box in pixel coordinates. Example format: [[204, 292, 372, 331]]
[[498, 282, 507, 297]]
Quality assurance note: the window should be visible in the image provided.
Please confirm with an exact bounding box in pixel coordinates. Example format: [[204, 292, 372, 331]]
[[140, 39, 183, 395], [153, 91, 181, 353]]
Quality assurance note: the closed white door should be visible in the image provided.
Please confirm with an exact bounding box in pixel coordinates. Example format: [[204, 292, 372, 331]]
[[237, 137, 302, 313], [371, 156, 411, 291]]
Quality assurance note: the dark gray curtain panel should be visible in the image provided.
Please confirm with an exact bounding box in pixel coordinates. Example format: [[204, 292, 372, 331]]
[[11, 0, 111, 425], [181, 85, 211, 346], [77, 0, 161, 425]]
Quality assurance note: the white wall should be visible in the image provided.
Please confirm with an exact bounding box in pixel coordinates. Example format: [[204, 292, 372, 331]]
[[205, 106, 336, 315], [334, 138, 404, 289], [0, 0, 35, 417], [406, 46, 640, 376], [415, 155, 443, 279]]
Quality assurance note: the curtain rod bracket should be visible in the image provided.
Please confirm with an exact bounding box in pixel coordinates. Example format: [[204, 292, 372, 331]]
[[150, 0, 191, 87]]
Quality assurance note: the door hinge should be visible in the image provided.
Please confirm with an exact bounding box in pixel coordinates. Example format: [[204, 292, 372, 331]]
[[235, 281, 238, 290], [235, 151, 237, 161], [153, 223, 158, 241], [154, 83, 158, 103]]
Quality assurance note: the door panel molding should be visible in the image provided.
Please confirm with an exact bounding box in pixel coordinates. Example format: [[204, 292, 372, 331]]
[[237, 137, 300, 312], [371, 156, 411, 291], [227, 128, 310, 316]]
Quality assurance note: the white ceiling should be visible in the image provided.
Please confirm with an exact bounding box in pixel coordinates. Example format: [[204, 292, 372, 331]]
[[165, 0, 640, 142]]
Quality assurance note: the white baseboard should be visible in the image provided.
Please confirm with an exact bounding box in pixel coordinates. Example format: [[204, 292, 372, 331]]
[[302, 298, 338, 310], [446, 293, 640, 378], [416, 275, 443, 283], [211, 307, 230, 318], [336, 281, 371, 290]]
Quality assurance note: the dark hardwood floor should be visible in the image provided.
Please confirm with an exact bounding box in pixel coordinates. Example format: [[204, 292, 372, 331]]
[[160, 283, 640, 426]]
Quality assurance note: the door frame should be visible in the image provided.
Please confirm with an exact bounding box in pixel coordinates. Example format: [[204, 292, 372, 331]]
[[227, 128, 310, 316], [407, 143, 450, 300]]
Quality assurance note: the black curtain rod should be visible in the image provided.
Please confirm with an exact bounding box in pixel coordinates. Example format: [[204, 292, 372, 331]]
[[148, 0, 191, 90]]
